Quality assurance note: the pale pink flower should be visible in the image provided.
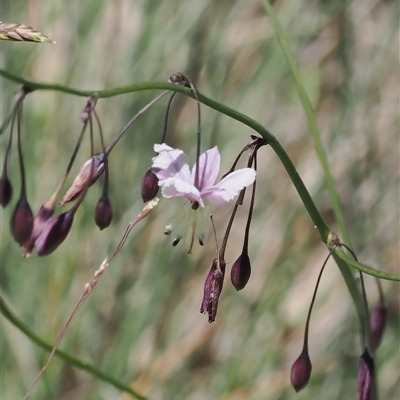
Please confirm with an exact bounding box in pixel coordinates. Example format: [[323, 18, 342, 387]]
[[150, 144, 256, 251], [151, 144, 256, 208]]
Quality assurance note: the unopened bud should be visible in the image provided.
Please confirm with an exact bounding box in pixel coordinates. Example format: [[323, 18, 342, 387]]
[[358, 348, 374, 400], [169, 73, 190, 88], [290, 349, 312, 393], [141, 169, 159, 202], [34, 211, 74, 256], [60, 154, 105, 205], [94, 194, 113, 230], [169, 73, 184, 84], [0, 176, 13, 207], [11, 198, 34, 245], [22, 205, 54, 257], [370, 303, 387, 350], [230, 251, 251, 291], [200, 258, 226, 323]]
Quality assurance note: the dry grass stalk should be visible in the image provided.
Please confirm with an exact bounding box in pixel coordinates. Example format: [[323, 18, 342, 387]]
[[0, 22, 55, 43]]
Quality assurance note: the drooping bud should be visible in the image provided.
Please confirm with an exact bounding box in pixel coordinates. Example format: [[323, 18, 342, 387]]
[[60, 154, 105, 205], [358, 348, 374, 400], [94, 194, 113, 230], [22, 205, 54, 257], [370, 303, 387, 350], [230, 250, 251, 291], [200, 258, 226, 323], [34, 211, 74, 256], [290, 349, 312, 392], [141, 169, 159, 202], [0, 175, 13, 207], [11, 198, 34, 245]]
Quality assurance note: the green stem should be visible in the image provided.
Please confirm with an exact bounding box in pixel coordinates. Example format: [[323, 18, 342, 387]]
[[0, 69, 398, 284], [0, 295, 148, 400]]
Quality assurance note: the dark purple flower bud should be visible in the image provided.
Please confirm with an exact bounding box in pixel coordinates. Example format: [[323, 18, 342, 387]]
[[141, 169, 159, 202], [290, 349, 312, 392], [0, 176, 13, 207], [94, 194, 113, 230], [370, 303, 387, 350], [358, 348, 374, 400], [231, 251, 251, 291], [200, 258, 226, 323], [22, 205, 54, 257], [168, 73, 190, 88], [60, 154, 105, 205], [34, 211, 74, 256], [11, 198, 34, 245]]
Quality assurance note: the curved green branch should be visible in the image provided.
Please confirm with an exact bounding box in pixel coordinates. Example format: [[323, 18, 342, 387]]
[[0, 68, 398, 285], [0, 295, 148, 400]]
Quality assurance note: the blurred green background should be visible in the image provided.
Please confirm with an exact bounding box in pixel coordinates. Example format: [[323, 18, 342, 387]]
[[1, 0, 399, 399]]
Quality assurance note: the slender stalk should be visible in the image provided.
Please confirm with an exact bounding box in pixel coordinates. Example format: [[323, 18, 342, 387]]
[[160, 92, 177, 143], [16, 103, 27, 198], [243, 149, 257, 251], [303, 247, 336, 352], [188, 80, 202, 190], [104, 90, 169, 154], [93, 109, 110, 195]]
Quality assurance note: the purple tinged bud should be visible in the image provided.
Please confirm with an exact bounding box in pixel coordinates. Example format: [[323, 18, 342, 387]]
[[0, 176, 13, 207], [290, 349, 312, 393], [358, 348, 374, 400], [230, 251, 251, 291], [370, 303, 387, 350], [94, 194, 113, 230], [141, 169, 159, 202], [169, 74, 184, 84], [22, 205, 54, 257], [200, 258, 226, 323], [11, 198, 34, 245], [34, 211, 74, 256]]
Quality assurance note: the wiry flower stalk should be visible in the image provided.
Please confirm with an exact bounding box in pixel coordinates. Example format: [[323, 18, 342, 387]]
[[11, 101, 33, 245], [93, 108, 113, 230], [0, 22, 55, 43], [169, 73, 202, 189], [290, 245, 337, 392]]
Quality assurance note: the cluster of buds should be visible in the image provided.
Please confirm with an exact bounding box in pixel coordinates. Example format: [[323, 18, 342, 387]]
[[1, 80, 175, 256], [289, 234, 387, 399], [1, 92, 111, 256]]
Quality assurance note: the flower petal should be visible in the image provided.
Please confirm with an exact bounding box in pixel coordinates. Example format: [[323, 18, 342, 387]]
[[159, 177, 204, 207], [201, 168, 256, 204], [151, 144, 192, 182], [192, 146, 220, 190]]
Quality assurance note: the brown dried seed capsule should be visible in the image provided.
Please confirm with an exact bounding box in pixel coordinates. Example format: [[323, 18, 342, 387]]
[[34, 211, 74, 256], [94, 194, 113, 230], [141, 169, 159, 202], [60, 154, 105, 205], [200, 258, 226, 323], [290, 350, 312, 393], [11, 198, 34, 245], [230, 251, 251, 291], [0, 176, 13, 207]]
